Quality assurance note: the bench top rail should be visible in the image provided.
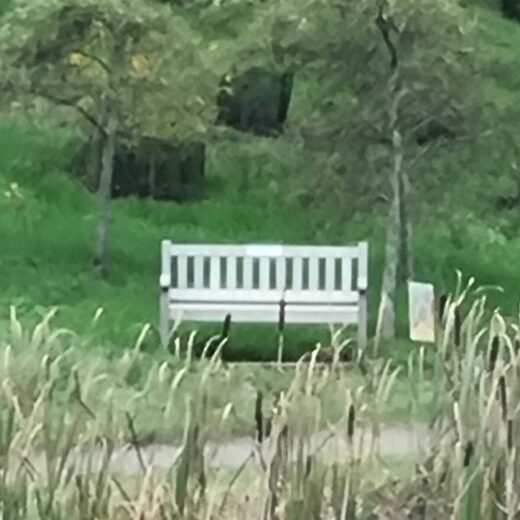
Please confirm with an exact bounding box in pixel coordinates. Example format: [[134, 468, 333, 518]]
[[161, 241, 368, 297]]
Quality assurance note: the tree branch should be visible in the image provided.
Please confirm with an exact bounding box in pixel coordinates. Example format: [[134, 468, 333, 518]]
[[375, 3, 399, 71], [36, 90, 106, 136]]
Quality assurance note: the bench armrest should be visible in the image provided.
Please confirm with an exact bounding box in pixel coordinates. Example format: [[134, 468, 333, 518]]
[[160, 274, 171, 291]]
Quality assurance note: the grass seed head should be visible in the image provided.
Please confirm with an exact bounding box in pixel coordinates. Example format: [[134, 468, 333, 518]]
[[489, 336, 500, 373], [255, 391, 264, 443], [499, 375, 508, 421], [347, 404, 355, 440], [463, 440, 474, 467]]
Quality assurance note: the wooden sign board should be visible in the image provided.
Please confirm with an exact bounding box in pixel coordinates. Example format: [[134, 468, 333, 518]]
[[245, 244, 284, 257], [408, 281, 436, 343]]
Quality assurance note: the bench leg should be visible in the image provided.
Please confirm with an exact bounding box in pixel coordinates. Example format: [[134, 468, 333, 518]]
[[160, 289, 170, 348], [358, 290, 368, 351]]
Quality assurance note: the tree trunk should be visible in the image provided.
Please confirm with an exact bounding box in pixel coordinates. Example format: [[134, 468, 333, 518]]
[[376, 128, 403, 343], [94, 112, 117, 278], [87, 132, 102, 190], [400, 168, 414, 281]]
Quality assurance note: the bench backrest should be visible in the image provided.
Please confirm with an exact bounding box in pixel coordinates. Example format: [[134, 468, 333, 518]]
[[161, 241, 368, 305]]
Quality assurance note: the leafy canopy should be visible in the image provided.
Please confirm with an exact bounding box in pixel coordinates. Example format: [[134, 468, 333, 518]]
[[0, 0, 240, 141]]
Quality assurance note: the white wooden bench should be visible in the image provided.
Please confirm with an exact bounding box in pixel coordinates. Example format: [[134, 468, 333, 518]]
[[159, 241, 369, 349]]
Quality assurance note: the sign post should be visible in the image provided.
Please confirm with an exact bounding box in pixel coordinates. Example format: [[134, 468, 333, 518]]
[[408, 281, 436, 343]]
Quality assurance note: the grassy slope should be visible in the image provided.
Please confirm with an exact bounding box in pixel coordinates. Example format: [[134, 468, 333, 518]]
[[0, 2, 519, 358]]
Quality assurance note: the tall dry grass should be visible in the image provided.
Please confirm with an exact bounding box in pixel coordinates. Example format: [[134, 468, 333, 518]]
[[0, 304, 420, 519], [4, 282, 520, 518]]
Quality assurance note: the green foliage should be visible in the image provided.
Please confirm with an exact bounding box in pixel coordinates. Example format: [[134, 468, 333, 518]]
[[0, 0, 12, 15], [0, 0, 226, 141]]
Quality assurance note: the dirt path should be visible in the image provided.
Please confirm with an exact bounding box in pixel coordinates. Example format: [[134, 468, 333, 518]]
[[32, 422, 429, 478]]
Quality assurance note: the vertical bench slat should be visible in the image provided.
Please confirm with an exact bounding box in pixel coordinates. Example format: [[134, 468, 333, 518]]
[[325, 257, 335, 291], [259, 258, 270, 290], [342, 257, 352, 292], [177, 255, 188, 289], [194, 256, 204, 288], [292, 257, 303, 290], [308, 257, 319, 290], [243, 256, 254, 289], [226, 256, 237, 289], [210, 255, 220, 290]]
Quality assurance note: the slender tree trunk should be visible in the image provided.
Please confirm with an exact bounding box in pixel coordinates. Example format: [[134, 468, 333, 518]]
[[400, 168, 414, 281], [374, 6, 407, 348], [376, 128, 403, 343], [87, 133, 102, 190], [94, 112, 117, 278]]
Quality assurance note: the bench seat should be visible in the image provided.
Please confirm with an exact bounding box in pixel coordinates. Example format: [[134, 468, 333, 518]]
[[167, 302, 360, 324]]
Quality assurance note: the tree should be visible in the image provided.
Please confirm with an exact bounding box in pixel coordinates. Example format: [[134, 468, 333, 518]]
[[0, 0, 220, 277], [370, 0, 476, 343], [264, 0, 477, 344]]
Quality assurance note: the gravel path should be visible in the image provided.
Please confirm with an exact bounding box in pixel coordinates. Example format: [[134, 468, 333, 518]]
[[30, 422, 430, 478]]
